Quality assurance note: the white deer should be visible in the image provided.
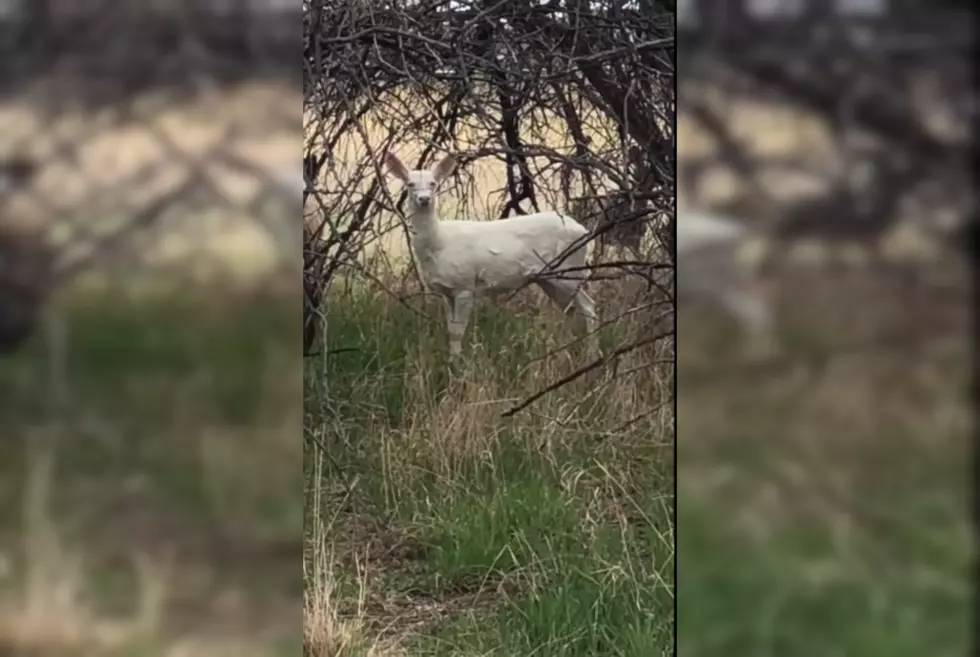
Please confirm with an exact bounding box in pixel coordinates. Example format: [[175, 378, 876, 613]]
[[676, 210, 777, 356], [384, 151, 599, 358]]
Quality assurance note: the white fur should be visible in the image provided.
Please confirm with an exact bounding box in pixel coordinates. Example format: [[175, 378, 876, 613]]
[[676, 210, 776, 354], [677, 210, 747, 250], [385, 151, 599, 357], [277, 166, 306, 197]]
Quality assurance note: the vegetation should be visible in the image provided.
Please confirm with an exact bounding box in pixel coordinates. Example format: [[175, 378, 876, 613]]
[[1, 279, 301, 656], [676, 267, 971, 657], [305, 278, 675, 656]]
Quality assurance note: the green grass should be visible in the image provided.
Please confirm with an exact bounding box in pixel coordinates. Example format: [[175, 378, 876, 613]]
[[675, 272, 972, 657], [1, 278, 301, 656], [415, 485, 672, 657], [305, 283, 674, 656], [678, 496, 970, 657]]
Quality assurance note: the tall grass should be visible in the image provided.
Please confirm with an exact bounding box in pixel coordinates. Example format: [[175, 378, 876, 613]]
[[305, 276, 675, 656], [1, 278, 302, 656], [676, 268, 971, 657]]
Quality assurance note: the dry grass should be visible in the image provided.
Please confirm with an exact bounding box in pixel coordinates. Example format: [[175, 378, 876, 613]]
[[676, 261, 971, 655], [304, 269, 674, 656], [303, 90, 907, 656], [1, 278, 301, 656], [305, 458, 406, 657], [2, 81, 301, 655], [0, 515, 166, 657]]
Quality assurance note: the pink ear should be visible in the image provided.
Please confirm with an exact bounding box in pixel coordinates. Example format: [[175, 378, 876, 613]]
[[385, 151, 410, 181], [433, 154, 458, 182]]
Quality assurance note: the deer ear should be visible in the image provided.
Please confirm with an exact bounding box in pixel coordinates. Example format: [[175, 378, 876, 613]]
[[384, 151, 410, 182], [433, 154, 458, 183]]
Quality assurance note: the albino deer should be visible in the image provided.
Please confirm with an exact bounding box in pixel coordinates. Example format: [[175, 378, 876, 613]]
[[384, 151, 599, 358], [677, 210, 776, 357]]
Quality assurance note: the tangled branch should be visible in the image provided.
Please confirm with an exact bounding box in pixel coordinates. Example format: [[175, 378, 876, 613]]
[[304, 0, 676, 409]]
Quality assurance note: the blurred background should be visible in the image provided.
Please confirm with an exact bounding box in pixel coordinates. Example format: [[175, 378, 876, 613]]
[[676, 1, 972, 655], [1, 2, 301, 655]]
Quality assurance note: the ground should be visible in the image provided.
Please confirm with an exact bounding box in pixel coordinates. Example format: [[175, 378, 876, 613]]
[[305, 275, 675, 656], [304, 254, 970, 656], [1, 277, 301, 656], [2, 76, 968, 656], [677, 262, 971, 656]]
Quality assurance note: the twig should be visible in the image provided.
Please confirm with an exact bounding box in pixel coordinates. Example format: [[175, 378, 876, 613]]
[[502, 330, 674, 418]]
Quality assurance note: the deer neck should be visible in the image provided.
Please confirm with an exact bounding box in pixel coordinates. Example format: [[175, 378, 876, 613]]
[[407, 205, 444, 252]]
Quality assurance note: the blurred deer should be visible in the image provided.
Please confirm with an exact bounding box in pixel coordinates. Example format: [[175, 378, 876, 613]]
[[680, 143, 962, 272], [676, 208, 777, 356]]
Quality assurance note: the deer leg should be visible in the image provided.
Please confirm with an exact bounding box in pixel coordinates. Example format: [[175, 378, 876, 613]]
[[536, 278, 600, 357], [718, 283, 776, 357], [446, 290, 475, 357]]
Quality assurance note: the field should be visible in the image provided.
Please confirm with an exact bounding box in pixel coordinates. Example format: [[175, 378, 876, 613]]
[[305, 274, 675, 656], [2, 77, 306, 655], [303, 254, 970, 657], [677, 261, 971, 656], [1, 277, 302, 655], [675, 93, 972, 655], [305, 85, 970, 656], [4, 71, 967, 655]]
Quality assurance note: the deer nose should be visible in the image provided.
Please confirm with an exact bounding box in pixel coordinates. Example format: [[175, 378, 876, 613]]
[[416, 196, 431, 207]]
